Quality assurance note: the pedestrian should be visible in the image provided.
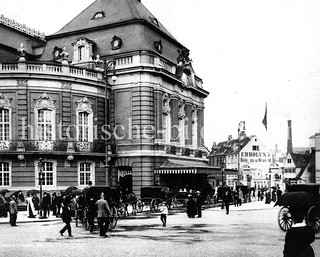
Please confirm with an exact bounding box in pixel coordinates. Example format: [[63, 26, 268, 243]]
[[9, 195, 18, 226], [277, 187, 282, 202], [265, 190, 271, 204], [233, 190, 239, 207], [60, 197, 73, 237], [159, 201, 168, 227], [195, 191, 203, 218], [42, 192, 50, 218], [238, 189, 243, 206], [26, 193, 36, 218], [257, 189, 262, 201], [88, 197, 96, 232], [186, 194, 197, 218], [32, 193, 40, 214], [223, 190, 232, 215], [96, 192, 111, 237], [283, 207, 315, 257], [56, 192, 62, 217], [51, 192, 57, 216]]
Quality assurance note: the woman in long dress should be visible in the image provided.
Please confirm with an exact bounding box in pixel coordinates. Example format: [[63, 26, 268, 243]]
[[26, 193, 36, 218]]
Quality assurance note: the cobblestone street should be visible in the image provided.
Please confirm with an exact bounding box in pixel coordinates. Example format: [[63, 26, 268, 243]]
[[1, 201, 319, 257]]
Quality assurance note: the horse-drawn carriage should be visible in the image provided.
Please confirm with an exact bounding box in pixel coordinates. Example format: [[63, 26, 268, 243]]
[[81, 186, 120, 230], [139, 186, 175, 212], [275, 183, 320, 233]]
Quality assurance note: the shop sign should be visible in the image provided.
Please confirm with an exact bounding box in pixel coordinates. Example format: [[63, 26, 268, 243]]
[[240, 151, 272, 163]]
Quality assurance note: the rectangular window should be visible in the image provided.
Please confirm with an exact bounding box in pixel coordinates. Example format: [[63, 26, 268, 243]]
[[38, 110, 53, 141], [79, 162, 92, 186], [287, 159, 292, 164], [0, 109, 10, 141], [252, 145, 259, 151], [0, 162, 10, 186], [39, 162, 54, 186]]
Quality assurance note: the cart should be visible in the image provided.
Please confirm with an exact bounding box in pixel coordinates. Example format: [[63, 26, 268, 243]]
[[82, 186, 120, 230], [275, 183, 320, 233]]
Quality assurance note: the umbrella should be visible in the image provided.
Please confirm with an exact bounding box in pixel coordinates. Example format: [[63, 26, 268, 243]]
[[274, 191, 318, 208], [65, 186, 78, 195], [27, 189, 40, 195], [71, 189, 83, 195], [0, 189, 10, 195]]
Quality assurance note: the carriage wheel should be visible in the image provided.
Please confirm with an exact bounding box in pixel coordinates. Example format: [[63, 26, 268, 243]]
[[306, 206, 320, 233], [150, 199, 157, 212], [109, 206, 118, 229], [278, 206, 293, 231]]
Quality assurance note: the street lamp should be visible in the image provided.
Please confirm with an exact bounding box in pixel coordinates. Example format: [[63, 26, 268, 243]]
[[221, 163, 225, 209], [238, 121, 245, 185], [38, 157, 44, 218], [94, 55, 117, 186]]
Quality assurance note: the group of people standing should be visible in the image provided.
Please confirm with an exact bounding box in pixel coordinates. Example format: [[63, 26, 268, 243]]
[[186, 191, 203, 218], [25, 191, 63, 218]]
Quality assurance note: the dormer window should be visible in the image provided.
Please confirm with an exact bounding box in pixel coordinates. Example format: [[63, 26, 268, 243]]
[[93, 12, 105, 19], [71, 37, 96, 65]]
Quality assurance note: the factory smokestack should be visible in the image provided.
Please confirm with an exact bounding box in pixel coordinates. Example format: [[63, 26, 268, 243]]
[[287, 120, 293, 153]]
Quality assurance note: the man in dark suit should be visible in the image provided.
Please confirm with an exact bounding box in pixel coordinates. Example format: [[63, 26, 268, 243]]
[[96, 192, 111, 237], [60, 197, 73, 237], [9, 195, 18, 226]]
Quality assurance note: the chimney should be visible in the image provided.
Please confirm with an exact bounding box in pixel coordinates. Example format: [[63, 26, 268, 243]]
[[287, 120, 293, 154], [228, 135, 232, 141]]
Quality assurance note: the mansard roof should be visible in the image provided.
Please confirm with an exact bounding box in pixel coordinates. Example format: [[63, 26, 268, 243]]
[[51, 0, 176, 42]]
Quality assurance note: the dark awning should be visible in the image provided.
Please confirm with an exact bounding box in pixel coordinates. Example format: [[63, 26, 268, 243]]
[[154, 158, 213, 175]]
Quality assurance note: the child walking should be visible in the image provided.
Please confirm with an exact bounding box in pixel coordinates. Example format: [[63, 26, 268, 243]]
[[159, 201, 168, 227]]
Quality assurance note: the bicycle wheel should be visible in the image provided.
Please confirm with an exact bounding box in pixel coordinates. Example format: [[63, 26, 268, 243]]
[[109, 205, 117, 229]]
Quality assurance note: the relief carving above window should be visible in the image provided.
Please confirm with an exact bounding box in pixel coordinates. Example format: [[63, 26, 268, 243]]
[[76, 97, 93, 113], [0, 93, 12, 108], [34, 93, 56, 110]]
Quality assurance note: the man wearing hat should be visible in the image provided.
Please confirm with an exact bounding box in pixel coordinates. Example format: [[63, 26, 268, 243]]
[[195, 191, 203, 218], [9, 195, 18, 226]]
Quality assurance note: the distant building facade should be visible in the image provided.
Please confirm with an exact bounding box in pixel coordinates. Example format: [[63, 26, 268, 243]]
[[208, 132, 272, 189]]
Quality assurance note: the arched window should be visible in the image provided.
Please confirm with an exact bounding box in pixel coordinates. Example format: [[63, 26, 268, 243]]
[[37, 109, 53, 141], [34, 93, 56, 142], [192, 107, 198, 149], [79, 162, 94, 186], [78, 112, 89, 142], [0, 108, 10, 141], [0, 162, 10, 186], [76, 97, 94, 142]]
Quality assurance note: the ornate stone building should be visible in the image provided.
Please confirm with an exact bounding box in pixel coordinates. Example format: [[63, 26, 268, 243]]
[[0, 0, 209, 196]]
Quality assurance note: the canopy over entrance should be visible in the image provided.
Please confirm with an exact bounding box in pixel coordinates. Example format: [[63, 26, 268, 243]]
[[154, 158, 212, 175]]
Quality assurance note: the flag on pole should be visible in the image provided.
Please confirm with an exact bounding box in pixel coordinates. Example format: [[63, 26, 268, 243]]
[[262, 103, 267, 130]]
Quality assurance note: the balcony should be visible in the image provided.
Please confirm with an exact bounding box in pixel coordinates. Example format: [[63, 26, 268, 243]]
[[0, 140, 105, 153]]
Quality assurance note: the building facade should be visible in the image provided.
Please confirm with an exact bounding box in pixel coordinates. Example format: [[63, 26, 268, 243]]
[[208, 132, 272, 190], [0, 0, 209, 197]]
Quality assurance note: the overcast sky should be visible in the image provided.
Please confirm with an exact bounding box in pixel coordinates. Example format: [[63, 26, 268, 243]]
[[2, 0, 320, 151]]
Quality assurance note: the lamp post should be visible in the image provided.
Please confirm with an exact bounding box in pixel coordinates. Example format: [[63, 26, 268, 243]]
[[221, 163, 225, 209], [94, 56, 117, 186], [237, 121, 245, 185], [38, 157, 43, 218]]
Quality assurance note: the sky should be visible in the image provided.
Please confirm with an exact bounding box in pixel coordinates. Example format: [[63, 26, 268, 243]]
[[1, 0, 320, 152]]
